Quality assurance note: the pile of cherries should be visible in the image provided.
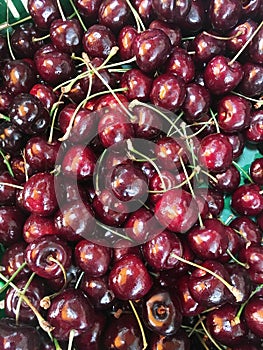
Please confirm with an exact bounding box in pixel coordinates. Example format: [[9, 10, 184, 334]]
[[0, 0, 262, 348]]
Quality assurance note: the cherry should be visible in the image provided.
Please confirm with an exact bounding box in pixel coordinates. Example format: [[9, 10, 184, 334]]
[[250, 158, 263, 185], [0, 89, 13, 113], [30, 83, 57, 111], [50, 19, 83, 54], [178, 0, 205, 33], [34, 44, 75, 86], [182, 83, 210, 122], [227, 20, 257, 54], [231, 184, 263, 216], [192, 31, 226, 63], [149, 329, 190, 350], [25, 235, 72, 279], [238, 62, 263, 97], [132, 29, 172, 73], [204, 55, 243, 95], [223, 132, 245, 159], [103, 313, 143, 350], [245, 109, 263, 143], [197, 133, 233, 173], [244, 297, 263, 338], [5, 278, 46, 324], [133, 0, 154, 24], [206, 303, 248, 346], [108, 254, 153, 300], [0, 121, 24, 155], [27, 0, 60, 31], [0, 206, 25, 248], [95, 92, 129, 110], [80, 274, 115, 309], [248, 26, 263, 64], [209, 0, 242, 32], [217, 94, 251, 133], [22, 173, 58, 216], [118, 26, 138, 60], [209, 164, 241, 193], [23, 214, 57, 243], [0, 172, 19, 206], [166, 47, 195, 83], [131, 105, 162, 140], [142, 287, 182, 336], [230, 216, 261, 247], [188, 219, 229, 260], [98, 0, 131, 32], [149, 20, 181, 47], [75, 239, 112, 276], [9, 93, 50, 135], [226, 264, 251, 304], [2, 60, 36, 95], [244, 245, 263, 283], [154, 189, 199, 233], [152, 0, 191, 23], [75, 0, 102, 21], [82, 24, 117, 58], [149, 170, 178, 204], [257, 211, 263, 231], [120, 68, 153, 102], [47, 288, 95, 341]]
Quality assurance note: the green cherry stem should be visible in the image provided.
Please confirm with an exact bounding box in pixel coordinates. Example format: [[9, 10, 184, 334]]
[[226, 249, 248, 268], [199, 316, 224, 350], [129, 300, 148, 350], [236, 283, 263, 320], [0, 261, 27, 294], [125, 0, 145, 32], [68, 0, 87, 31], [209, 109, 220, 133], [16, 272, 36, 324], [0, 149, 14, 177], [232, 161, 253, 183], [96, 221, 133, 242], [0, 15, 32, 31]]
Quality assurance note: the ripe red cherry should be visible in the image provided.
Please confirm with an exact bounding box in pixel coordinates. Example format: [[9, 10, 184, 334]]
[[149, 20, 182, 47], [204, 55, 243, 95], [230, 216, 261, 247], [209, 0, 242, 32], [166, 47, 195, 83], [152, 0, 191, 23], [182, 83, 210, 122], [231, 184, 263, 216], [1, 241, 30, 279], [27, 0, 60, 31], [30, 83, 57, 111], [154, 189, 199, 233], [108, 254, 153, 300], [192, 31, 226, 63], [98, 0, 131, 32], [23, 214, 57, 243], [245, 110, 263, 143], [197, 133, 233, 173], [120, 68, 153, 102], [250, 158, 263, 185], [209, 164, 240, 193], [244, 297, 263, 338], [238, 62, 263, 97], [118, 26, 138, 60]]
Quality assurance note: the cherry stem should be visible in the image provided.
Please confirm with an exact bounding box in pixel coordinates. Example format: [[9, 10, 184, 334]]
[[196, 333, 210, 350], [0, 261, 27, 294], [0, 15, 32, 31], [209, 109, 220, 133], [125, 0, 145, 32], [96, 221, 133, 242], [95, 148, 108, 194], [32, 33, 50, 42], [231, 91, 263, 109], [0, 272, 54, 333], [180, 119, 214, 140], [67, 329, 76, 350], [226, 249, 248, 268], [166, 111, 184, 137], [53, 338, 63, 350], [229, 20, 263, 65], [68, 0, 87, 31], [74, 271, 84, 289], [47, 256, 67, 286], [188, 316, 206, 337], [170, 252, 243, 302], [21, 150, 29, 182], [129, 300, 148, 350], [0, 149, 14, 177], [0, 182, 24, 190], [16, 272, 36, 324], [0, 113, 10, 121], [199, 316, 224, 350], [203, 30, 243, 41], [126, 139, 167, 191], [232, 161, 253, 183], [48, 96, 64, 144], [236, 283, 263, 320], [56, 0, 66, 21], [98, 46, 119, 69]]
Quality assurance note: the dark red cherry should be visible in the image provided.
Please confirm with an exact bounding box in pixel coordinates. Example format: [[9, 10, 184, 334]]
[[249, 26, 263, 64], [61, 145, 97, 180], [150, 73, 186, 112], [103, 313, 143, 350], [82, 24, 116, 58], [0, 122, 24, 156], [192, 31, 226, 63], [0, 172, 19, 206], [177, 0, 205, 33], [75, 0, 102, 21], [47, 289, 95, 341], [154, 189, 199, 233], [182, 83, 210, 122], [244, 297, 263, 338], [223, 132, 245, 159], [0, 205, 24, 250], [30, 83, 57, 111], [204, 55, 243, 95], [196, 188, 225, 217], [98, 0, 131, 32], [132, 105, 162, 140], [80, 274, 115, 309], [152, 0, 191, 23], [118, 26, 138, 60], [206, 304, 247, 346], [209, 0, 242, 32], [95, 92, 129, 110], [10, 23, 44, 58], [0, 89, 13, 113], [22, 173, 58, 216], [245, 110, 263, 143], [231, 184, 263, 216], [27, 0, 60, 31], [250, 158, 263, 185], [25, 136, 60, 172], [3, 60, 36, 95], [217, 94, 251, 133], [75, 239, 112, 277], [34, 44, 75, 85], [92, 189, 129, 227], [142, 288, 182, 336], [188, 219, 229, 260], [230, 216, 261, 247], [227, 20, 257, 54], [166, 47, 195, 83], [188, 260, 231, 307], [198, 133, 233, 173], [257, 211, 263, 231], [5, 278, 46, 324], [50, 19, 83, 54], [238, 62, 263, 97], [149, 329, 191, 350], [9, 93, 50, 135], [54, 201, 96, 241], [108, 254, 153, 300], [1, 241, 30, 279], [132, 29, 172, 73], [142, 230, 183, 271], [244, 245, 263, 283], [226, 264, 251, 303], [149, 20, 181, 47], [23, 214, 57, 243], [149, 170, 178, 204], [209, 164, 240, 193], [120, 68, 153, 102]]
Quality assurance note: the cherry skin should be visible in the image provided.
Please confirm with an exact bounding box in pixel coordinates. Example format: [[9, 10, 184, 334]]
[[154, 189, 199, 233], [132, 29, 172, 74], [244, 297, 263, 338], [149, 20, 182, 47], [47, 288, 95, 341], [249, 26, 263, 64], [230, 216, 261, 247], [238, 62, 263, 97], [150, 73, 186, 112], [149, 170, 178, 204], [132, 105, 162, 140], [250, 158, 263, 185], [196, 188, 225, 217], [149, 329, 190, 350], [152, 0, 191, 23], [108, 254, 153, 300], [23, 213, 57, 243], [30, 83, 57, 111], [166, 47, 195, 83], [0, 122, 24, 156], [209, 0, 242, 32], [120, 68, 153, 102], [177, 0, 205, 33], [182, 83, 210, 122], [75, 239, 112, 277], [1, 241, 30, 279], [208, 164, 240, 193], [25, 235, 72, 279], [227, 20, 257, 54], [98, 0, 131, 32], [197, 133, 233, 173], [231, 184, 263, 216], [118, 26, 138, 60], [204, 55, 243, 95], [0, 205, 24, 247], [245, 110, 263, 143], [75, 0, 102, 21], [22, 173, 58, 216], [27, 0, 60, 31], [142, 287, 182, 336], [192, 31, 226, 63], [223, 132, 245, 160]]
